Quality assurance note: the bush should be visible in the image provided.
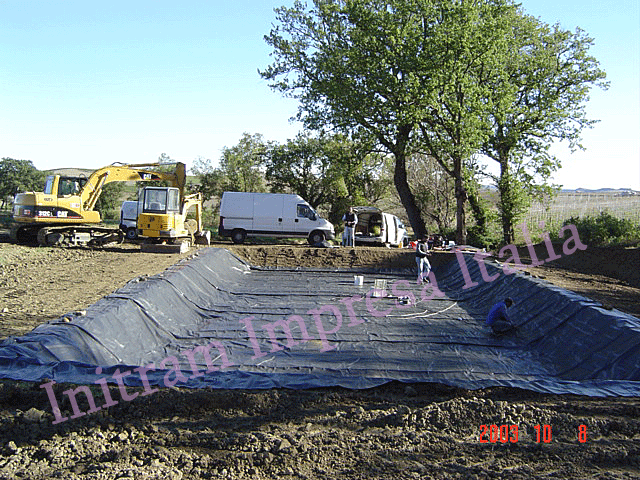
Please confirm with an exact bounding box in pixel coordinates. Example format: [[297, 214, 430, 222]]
[[101, 209, 120, 222], [200, 207, 218, 232], [0, 212, 11, 228], [562, 212, 640, 246]]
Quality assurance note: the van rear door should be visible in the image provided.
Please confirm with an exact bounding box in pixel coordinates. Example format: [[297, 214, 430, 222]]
[[252, 194, 284, 234]]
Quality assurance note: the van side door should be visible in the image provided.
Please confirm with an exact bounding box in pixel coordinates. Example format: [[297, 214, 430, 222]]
[[253, 195, 284, 234]]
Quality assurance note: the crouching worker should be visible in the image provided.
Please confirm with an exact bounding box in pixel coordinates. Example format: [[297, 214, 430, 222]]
[[486, 298, 516, 334]]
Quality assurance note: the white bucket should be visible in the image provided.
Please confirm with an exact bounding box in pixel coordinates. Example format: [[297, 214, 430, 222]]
[[354, 275, 364, 286]]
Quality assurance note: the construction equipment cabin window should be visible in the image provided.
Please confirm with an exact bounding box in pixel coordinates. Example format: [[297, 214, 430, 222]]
[[144, 189, 167, 213], [44, 177, 55, 195], [167, 189, 180, 212]]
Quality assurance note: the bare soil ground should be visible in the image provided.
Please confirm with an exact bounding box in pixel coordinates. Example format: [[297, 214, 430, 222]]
[[0, 235, 639, 479]]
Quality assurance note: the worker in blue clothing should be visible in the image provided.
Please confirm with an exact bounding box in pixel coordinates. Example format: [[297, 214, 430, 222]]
[[415, 237, 431, 284], [486, 298, 515, 334]]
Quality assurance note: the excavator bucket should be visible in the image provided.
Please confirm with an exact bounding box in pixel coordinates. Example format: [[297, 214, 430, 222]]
[[195, 230, 211, 246]]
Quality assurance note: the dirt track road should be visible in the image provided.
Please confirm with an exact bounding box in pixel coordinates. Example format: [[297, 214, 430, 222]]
[[0, 238, 639, 479]]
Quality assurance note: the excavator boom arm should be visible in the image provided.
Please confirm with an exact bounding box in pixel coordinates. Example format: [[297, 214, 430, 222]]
[[82, 162, 186, 211]]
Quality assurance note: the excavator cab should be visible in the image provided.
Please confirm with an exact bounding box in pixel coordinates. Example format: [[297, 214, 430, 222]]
[[136, 186, 210, 253], [137, 187, 186, 239], [46, 175, 87, 197]]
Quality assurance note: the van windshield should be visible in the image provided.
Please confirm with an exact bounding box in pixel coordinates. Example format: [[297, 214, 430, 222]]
[[297, 204, 317, 221]]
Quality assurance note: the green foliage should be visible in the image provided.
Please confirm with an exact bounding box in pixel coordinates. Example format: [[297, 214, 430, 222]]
[[264, 132, 390, 222], [497, 170, 532, 242], [220, 133, 268, 193], [95, 182, 126, 219], [262, 0, 607, 246], [200, 206, 218, 232], [265, 133, 332, 208], [191, 157, 227, 200], [562, 212, 640, 246], [0, 157, 45, 208], [467, 210, 502, 249], [192, 134, 268, 200], [406, 154, 455, 235], [482, 10, 607, 243], [262, 0, 433, 237]]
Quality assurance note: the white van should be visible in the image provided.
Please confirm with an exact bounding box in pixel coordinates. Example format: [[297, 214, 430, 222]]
[[218, 192, 335, 245], [119, 200, 141, 240], [353, 206, 409, 247]]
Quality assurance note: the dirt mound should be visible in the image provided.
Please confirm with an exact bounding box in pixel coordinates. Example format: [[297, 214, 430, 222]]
[[228, 244, 420, 270]]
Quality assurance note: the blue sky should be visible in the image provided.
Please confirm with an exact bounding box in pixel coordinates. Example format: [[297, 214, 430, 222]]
[[1, 0, 638, 190]]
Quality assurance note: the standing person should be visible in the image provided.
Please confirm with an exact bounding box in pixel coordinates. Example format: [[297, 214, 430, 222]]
[[486, 298, 516, 334], [342, 207, 358, 247], [415, 237, 431, 284]]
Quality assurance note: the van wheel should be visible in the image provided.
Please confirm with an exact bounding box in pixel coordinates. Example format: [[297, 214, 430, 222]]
[[231, 229, 246, 244], [308, 231, 325, 245], [126, 227, 138, 240]]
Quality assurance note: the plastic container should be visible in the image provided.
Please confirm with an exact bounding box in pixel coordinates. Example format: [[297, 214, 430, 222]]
[[372, 279, 387, 298]]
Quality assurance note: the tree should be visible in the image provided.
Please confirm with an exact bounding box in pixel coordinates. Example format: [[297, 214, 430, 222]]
[[481, 12, 608, 243], [266, 133, 332, 208], [191, 156, 226, 200], [94, 182, 125, 219], [0, 158, 45, 209], [192, 134, 269, 201], [265, 132, 390, 223], [262, 0, 532, 243], [415, 0, 518, 244], [406, 153, 455, 236], [262, 0, 432, 237], [219, 133, 269, 193], [322, 133, 392, 209]]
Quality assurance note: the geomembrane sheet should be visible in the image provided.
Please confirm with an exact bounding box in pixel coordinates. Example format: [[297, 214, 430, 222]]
[[0, 247, 639, 397]]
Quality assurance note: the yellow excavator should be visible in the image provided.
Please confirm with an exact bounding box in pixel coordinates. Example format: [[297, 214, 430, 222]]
[[136, 186, 211, 253], [11, 161, 209, 250]]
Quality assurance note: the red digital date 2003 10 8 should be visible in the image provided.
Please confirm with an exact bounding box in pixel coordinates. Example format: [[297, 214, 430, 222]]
[[479, 424, 588, 443]]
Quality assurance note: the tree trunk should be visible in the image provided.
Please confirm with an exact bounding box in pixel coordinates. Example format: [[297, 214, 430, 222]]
[[498, 157, 514, 244], [454, 173, 467, 245], [393, 150, 427, 239]]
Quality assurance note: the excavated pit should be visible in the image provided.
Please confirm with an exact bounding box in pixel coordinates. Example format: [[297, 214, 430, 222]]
[[0, 247, 639, 396]]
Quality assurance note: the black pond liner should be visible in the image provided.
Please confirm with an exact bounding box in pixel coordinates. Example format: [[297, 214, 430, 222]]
[[1, 247, 639, 397]]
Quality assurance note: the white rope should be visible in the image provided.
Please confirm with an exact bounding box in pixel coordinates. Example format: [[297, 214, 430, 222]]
[[386, 301, 458, 319]]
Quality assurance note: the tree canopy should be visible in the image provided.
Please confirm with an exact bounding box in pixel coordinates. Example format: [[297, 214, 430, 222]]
[[265, 133, 391, 222], [481, 12, 608, 243], [0, 158, 45, 209], [262, 0, 607, 244], [193, 133, 269, 199], [261, 0, 436, 237]]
